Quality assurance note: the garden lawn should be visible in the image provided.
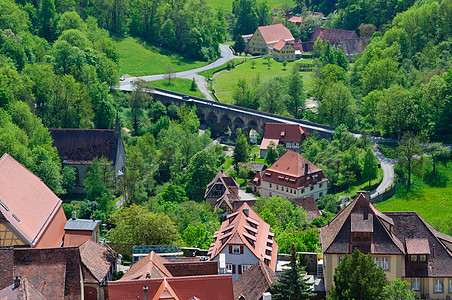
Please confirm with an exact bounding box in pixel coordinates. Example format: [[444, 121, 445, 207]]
[[331, 168, 383, 198], [118, 37, 208, 76], [148, 78, 205, 99], [375, 162, 452, 225], [213, 58, 314, 104]]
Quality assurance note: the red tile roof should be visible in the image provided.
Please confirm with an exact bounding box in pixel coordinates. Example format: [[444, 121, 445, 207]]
[[108, 275, 234, 300], [120, 251, 172, 281], [272, 40, 288, 51], [258, 24, 294, 45], [262, 123, 306, 143], [208, 204, 278, 271], [163, 261, 218, 277], [80, 240, 117, 283], [233, 260, 278, 300], [0, 153, 66, 248]]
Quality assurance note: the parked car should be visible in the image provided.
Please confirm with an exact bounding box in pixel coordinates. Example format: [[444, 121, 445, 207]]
[[182, 95, 190, 100], [120, 76, 125, 81]]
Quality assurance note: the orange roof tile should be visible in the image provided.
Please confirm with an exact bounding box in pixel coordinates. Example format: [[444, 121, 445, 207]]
[[272, 40, 287, 51], [288, 16, 303, 23], [80, 240, 117, 283], [208, 204, 278, 271], [266, 151, 322, 177], [0, 153, 66, 248], [120, 251, 172, 281], [258, 24, 294, 44]]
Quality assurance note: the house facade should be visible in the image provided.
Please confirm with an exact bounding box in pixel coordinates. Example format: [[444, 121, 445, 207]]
[[205, 170, 241, 214], [248, 24, 294, 55], [64, 214, 103, 247], [208, 204, 278, 284], [0, 153, 67, 248], [259, 123, 307, 158], [271, 40, 296, 62], [320, 191, 452, 299], [251, 151, 328, 200]]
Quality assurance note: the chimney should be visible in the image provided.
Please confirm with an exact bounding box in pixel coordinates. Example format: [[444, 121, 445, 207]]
[[243, 207, 249, 217], [92, 216, 95, 221], [304, 163, 309, 175], [143, 285, 149, 300], [13, 276, 21, 289], [365, 191, 370, 203], [262, 292, 272, 300], [72, 211, 76, 220], [145, 271, 151, 279]]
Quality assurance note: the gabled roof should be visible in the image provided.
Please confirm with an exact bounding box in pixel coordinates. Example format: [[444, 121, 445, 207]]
[[319, 192, 405, 255], [272, 40, 293, 51], [204, 170, 239, 198], [310, 27, 358, 43], [80, 240, 117, 283], [233, 260, 279, 300], [108, 275, 234, 300], [266, 151, 322, 178], [257, 24, 294, 44], [294, 196, 321, 221], [0, 278, 47, 300], [120, 251, 173, 281], [262, 123, 305, 143], [208, 204, 278, 270], [385, 211, 452, 277], [163, 261, 218, 277], [5, 247, 83, 300], [50, 128, 117, 163], [0, 153, 66, 248], [288, 16, 303, 23]]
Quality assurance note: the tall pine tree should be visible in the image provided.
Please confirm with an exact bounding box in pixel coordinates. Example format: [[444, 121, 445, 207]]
[[271, 243, 315, 300]]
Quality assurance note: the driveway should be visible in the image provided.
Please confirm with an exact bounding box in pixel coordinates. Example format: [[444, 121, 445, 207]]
[[370, 144, 398, 198], [119, 44, 233, 95]]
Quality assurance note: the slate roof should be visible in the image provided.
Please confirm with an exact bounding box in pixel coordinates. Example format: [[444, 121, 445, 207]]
[[65, 219, 102, 231], [0, 278, 47, 300], [163, 261, 218, 277], [260, 123, 306, 150], [320, 192, 405, 255], [233, 260, 279, 300], [0, 153, 66, 248], [80, 240, 117, 284], [294, 196, 321, 221], [50, 129, 116, 164], [258, 24, 294, 44], [0, 247, 83, 300], [208, 204, 279, 271], [108, 275, 234, 300], [385, 211, 452, 277]]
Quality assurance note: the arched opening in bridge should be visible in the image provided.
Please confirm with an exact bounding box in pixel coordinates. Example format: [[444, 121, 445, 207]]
[[197, 109, 205, 124], [207, 112, 217, 126], [220, 114, 232, 127], [247, 120, 258, 133], [233, 117, 244, 131]]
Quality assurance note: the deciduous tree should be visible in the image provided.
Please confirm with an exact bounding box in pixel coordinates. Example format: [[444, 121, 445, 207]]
[[362, 148, 378, 187], [397, 132, 424, 189]]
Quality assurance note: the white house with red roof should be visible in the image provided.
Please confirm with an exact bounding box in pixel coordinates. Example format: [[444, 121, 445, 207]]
[[251, 151, 328, 200], [208, 204, 278, 283], [259, 123, 307, 158]]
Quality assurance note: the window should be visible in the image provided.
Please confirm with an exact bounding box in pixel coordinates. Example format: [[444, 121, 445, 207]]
[[276, 185, 279, 190], [319, 192, 322, 197], [301, 189, 304, 194], [381, 257, 389, 271], [412, 278, 420, 291], [374, 257, 379, 267], [269, 183, 272, 188], [319, 183, 322, 188], [310, 186, 314, 191], [232, 245, 241, 254], [226, 264, 233, 273], [434, 279, 443, 293], [419, 254, 427, 262], [241, 264, 252, 273], [410, 255, 418, 263], [449, 279, 452, 292]]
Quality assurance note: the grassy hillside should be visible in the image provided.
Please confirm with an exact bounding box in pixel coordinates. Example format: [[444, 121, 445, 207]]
[[375, 161, 452, 225], [213, 57, 314, 104], [118, 37, 208, 76], [148, 78, 205, 99]]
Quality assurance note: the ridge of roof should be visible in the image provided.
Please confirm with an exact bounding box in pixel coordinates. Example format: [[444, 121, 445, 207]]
[[120, 251, 172, 281], [266, 150, 321, 178], [257, 23, 294, 44]]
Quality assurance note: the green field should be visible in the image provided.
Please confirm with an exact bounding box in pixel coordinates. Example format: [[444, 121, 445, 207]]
[[117, 37, 208, 76], [148, 78, 205, 98], [213, 58, 314, 104], [375, 162, 452, 225]]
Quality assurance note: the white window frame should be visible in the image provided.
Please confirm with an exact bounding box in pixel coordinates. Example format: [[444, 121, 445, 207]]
[[449, 279, 452, 292], [241, 264, 252, 273], [339, 256, 344, 264], [412, 278, 420, 291], [381, 257, 389, 271], [374, 257, 379, 267], [226, 264, 233, 273], [434, 279, 443, 293], [232, 245, 241, 254]]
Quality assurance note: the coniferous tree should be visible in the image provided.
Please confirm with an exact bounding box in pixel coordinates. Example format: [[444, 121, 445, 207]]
[[362, 148, 378, 187], [233, 130, 250, 164], [271, 243, 315, 300], [233, 34, 246, 55]]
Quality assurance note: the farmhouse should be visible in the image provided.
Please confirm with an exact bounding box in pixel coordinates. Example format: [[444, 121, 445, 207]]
[[248, 24, 294, 55], [271, 40, 296, 62], [259, 123, 308, 158]]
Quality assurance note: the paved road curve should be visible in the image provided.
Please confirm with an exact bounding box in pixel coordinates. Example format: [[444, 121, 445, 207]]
[[370, 144, 398, 198], [119, 44, 233, 91]]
